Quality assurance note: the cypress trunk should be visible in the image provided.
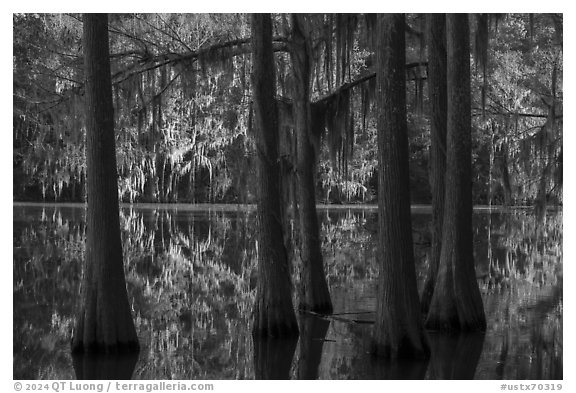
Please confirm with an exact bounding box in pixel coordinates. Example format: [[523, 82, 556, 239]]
[[421, 14, 448, 315], [371, 14, 429, 359], [72, 13, 139, 354], [251, 13, 299, 338], [291, 14, 333, 314], [425, 14, 487, 332]]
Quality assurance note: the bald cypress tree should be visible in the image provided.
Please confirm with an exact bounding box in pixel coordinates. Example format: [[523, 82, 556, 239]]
[[251, 13, 299, 338], [371, 13, 429, 358], [425, 13, 486, 332], [421, 13, 448, 315], [72, 13, 139, 353], [290, 14, 333, 314]]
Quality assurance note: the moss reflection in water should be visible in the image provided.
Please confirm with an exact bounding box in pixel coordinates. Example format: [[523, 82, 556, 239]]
[[13, 205, 562, 379]]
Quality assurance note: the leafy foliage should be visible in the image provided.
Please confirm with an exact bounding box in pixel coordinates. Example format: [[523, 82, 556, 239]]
[[13, 13, 562, 207]]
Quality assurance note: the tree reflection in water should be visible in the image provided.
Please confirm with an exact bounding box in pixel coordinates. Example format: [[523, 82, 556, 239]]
[[253, 337, 298, 379], [73, 353, 139, 380], [367, 357, 429, 380], [427, 332, 485, 379], [13, 205, 562, 379], [296, 315, 331, 379]]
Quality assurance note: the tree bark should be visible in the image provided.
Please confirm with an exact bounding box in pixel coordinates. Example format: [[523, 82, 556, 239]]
[[291, 14, 333, 314], [72, 13, 139, 354], [251, 13, 299, 338], [425, 14, 487, 332], [421, 14, 447, 315], [371, 14, 429, 359]]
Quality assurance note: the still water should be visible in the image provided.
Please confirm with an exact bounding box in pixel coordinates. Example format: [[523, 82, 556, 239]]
[[13, 204, 562, 379]]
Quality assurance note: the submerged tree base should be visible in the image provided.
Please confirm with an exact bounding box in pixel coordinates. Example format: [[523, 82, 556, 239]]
[[371, 333, 430, 360], [425, 313, 487, 333], [72, 351, 139, 379], [71, 286, 141, 355], [252, 322, 300, 338], [424, 278, 487, 333], [298, 300, 333, 315], [252, 301, 300, 338], [71, 339, 140, 355]]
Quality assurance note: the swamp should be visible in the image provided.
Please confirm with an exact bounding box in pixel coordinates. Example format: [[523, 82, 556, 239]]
[[13, 13, 562, 380]]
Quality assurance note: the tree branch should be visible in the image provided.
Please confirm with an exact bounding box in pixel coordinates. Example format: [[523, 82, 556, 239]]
[[472, 109, 562, 119], [111, 36, 289, 84], [313, 61, 427, 105]]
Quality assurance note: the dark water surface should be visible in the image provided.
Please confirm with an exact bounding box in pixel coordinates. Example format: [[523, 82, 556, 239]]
[[13, 204, 562, 379]]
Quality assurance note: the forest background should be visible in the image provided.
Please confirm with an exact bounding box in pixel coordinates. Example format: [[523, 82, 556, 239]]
[[11, 12, 563, 211]]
